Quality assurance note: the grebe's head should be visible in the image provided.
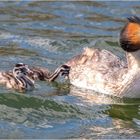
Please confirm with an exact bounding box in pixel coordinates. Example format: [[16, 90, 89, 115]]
[[120, 16, 140, 52], [13, 63, 33, 77]]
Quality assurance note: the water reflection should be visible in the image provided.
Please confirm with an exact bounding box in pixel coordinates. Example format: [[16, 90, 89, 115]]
[[0, 93, 85, 122], [68, 85, 140, 138], [0, 1, 140, 139], [0, 86, 140, 139]]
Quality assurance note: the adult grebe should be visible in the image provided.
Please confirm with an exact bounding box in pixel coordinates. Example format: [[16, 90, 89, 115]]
[[0, 63, 34, 92], [64, 16, 140, 98]]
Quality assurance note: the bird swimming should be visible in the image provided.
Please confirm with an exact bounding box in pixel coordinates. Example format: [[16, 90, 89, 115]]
[[29, 64, 70, 82], [0, 63, 69, 92], [62, 16, 140, 98], [0, 63, 34, 92]]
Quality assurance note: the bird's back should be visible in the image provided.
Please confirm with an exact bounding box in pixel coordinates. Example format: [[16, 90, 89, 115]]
[[68, 48, 128, 96]]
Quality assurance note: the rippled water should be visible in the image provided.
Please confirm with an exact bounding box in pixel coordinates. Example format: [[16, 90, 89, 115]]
[[0, 1, 140, 139]]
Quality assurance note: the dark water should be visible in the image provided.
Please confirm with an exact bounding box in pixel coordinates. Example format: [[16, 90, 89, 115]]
[[0, 1, 140, 139]]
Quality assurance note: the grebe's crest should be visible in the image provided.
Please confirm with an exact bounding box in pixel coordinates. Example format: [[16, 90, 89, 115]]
[[120, 16, 140, 52]]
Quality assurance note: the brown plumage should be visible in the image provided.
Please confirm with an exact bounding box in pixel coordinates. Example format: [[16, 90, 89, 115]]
[[120, 16, 140, 52]]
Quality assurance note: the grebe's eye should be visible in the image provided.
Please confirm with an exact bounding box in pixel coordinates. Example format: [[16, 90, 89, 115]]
[[16, 71, 20, 75]]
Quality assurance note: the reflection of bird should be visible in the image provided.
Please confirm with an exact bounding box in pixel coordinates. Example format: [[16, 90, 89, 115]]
[[0, 63, 34, 92], [69, 86, 123, 105], [30, 64, 70, 82], [63, 16, 140, 98]]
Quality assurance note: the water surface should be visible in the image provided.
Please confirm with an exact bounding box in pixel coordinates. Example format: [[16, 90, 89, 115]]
[[0, 1, 140, 139]]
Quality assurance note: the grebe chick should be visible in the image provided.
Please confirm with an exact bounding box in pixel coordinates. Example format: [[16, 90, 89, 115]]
[[0, 63, 34, 92], [64, 16, 140, 98], [30, 64, 70, 82]]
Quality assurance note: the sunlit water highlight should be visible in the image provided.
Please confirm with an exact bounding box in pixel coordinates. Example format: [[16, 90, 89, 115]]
[[0, 1, 140, 139]]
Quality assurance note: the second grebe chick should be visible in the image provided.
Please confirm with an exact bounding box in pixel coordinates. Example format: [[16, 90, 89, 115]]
[[0, 63, 34, 92], [29, 64, 70, 82], [64, 16, 140, 98]]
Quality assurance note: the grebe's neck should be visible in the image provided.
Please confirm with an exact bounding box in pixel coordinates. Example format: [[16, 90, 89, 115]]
[[127, 50, 140, 70], [16, 75, 34, 90]]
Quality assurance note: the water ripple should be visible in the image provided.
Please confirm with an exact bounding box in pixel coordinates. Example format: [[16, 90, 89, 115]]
[[0, 1, 140, 139]]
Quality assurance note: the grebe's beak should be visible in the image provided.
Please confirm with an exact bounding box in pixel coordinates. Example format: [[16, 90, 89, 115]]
[[60, 65, 70, 79]]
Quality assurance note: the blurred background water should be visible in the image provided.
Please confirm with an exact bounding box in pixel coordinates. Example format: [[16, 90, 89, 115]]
[[0, 1, 140, 139]]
